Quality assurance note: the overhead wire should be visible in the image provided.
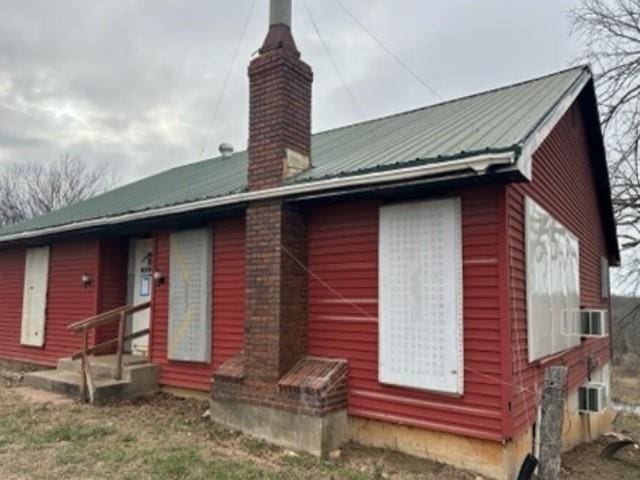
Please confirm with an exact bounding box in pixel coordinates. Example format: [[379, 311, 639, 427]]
[[200, 0, 257, 157], [333, 0, 444, 101], [332, 0, 484, 136], [303, 0, 366, 121], [271, 220, 591, 431], [256, 215, 542, 399]]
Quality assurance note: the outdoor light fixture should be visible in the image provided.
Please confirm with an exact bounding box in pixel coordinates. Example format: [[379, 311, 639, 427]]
[[81, 273, 92, 288], [153, 271, 165, 285]]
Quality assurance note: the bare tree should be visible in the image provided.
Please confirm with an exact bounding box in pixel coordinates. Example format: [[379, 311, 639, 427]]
[[572, 0, 640, 291], [0, 155, 118, 227]]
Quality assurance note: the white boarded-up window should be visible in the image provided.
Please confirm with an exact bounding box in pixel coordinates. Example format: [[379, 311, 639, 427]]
[[525, 197, 580, 362], [168, 228, 212, 363], [379, 198, 464, 395], [21, 246, 50, 347]]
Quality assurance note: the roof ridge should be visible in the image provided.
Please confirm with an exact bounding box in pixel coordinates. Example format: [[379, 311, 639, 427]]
[[310, 64, 591, 139], [179, 65, 590, 170]]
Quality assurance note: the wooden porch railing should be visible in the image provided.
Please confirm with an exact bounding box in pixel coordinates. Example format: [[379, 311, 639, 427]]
[[67, 302, 151, 402]]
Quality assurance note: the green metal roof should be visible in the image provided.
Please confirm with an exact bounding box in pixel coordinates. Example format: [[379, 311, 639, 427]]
[[0, 66, 590, 238]]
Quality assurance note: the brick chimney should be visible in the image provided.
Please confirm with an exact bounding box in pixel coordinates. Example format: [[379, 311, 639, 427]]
[[211, 0, 348, 456], [244, 0, 313, 385], [247, 0, 312, 190]]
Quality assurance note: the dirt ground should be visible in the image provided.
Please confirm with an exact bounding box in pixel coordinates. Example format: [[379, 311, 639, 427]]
[[612, 358, 640, 405], [0, 364, 638, 479]]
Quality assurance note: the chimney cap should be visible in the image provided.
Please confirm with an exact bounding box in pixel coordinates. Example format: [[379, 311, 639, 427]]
[[270, 0, 292, 27], [219, 143, 234, 158], [261, 0, 298, 55]]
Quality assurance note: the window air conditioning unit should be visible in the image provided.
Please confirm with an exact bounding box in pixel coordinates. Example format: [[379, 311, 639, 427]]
[[578, 383, 607, 413], [579, 310, 608, 337], [561, 309, 608, 338]]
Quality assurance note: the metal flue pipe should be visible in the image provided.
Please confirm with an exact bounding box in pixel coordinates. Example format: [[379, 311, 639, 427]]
[[270, 0, 292, 28]]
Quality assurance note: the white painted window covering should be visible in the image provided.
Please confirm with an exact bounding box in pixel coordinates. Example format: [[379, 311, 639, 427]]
[[379, 198, 464, 395], [168, 228, 212, 363], [21, 246, 50, 347], [525, 197, 580, 362]]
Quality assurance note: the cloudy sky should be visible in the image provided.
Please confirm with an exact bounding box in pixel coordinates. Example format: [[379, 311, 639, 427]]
[[0, 0, 585, 183]]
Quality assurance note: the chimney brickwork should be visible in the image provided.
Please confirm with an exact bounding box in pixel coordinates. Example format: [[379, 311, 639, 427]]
[[247, 41, 312, 190], [244, 199, 308, 385], [212, 0, 347, 418]]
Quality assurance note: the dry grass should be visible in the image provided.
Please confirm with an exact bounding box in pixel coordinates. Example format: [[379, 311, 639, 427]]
[[613, 356, 640, 405], [0, 385, 478, 480], [0, 359, 47, 375], [0, 358, 639, 479]]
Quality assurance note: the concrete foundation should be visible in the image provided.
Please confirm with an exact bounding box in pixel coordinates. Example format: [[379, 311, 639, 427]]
[[350, 393, 615, 480], [559, 390, 617, 453], [209, 398, 349, 457], [350, 417, 521, 480], [161, 386, 210, 401], [208, 394, 613, 479]]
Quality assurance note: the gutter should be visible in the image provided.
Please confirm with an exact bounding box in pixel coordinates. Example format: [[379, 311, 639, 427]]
[[0, 151, 516, 243]]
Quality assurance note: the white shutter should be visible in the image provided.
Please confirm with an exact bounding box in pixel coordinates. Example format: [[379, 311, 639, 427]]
[[379, 198, 464, 395], [21, 246, 50, 347], [168, 229, 212, 362], [525, 198, 580, 361]]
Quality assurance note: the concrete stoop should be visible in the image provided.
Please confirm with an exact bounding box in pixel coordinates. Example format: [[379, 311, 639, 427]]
[[24, 355, 158, 403]]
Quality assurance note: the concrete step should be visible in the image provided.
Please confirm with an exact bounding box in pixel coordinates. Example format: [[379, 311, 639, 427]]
[[123, 363, 159, 396], [23, 370, 129, 404], [57, 354, 148, 379], [25, 356, 159, 403]]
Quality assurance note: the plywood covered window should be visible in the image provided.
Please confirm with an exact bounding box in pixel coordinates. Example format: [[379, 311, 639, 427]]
[[168, 228, 212, 363], [525, 197, 580, 362], [379, 198, 464, 395], [21, 246, 50, 347]]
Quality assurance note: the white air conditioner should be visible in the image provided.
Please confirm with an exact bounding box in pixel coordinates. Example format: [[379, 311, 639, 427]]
[[579, 310, 608, 337], [561, 309, 608, 338], [578, 383, 608, 413]]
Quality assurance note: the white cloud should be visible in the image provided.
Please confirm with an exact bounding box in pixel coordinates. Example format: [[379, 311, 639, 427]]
[[0, 0, 584, 181]]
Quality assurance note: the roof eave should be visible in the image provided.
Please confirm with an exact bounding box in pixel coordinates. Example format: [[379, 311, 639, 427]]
[[516, 67, 592, 180], [0, 151, 517, 245], [513, 67, 620, 264], [581, 79, 621, 265]]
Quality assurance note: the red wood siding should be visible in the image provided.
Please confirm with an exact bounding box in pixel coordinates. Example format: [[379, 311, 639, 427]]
[[507, 99, 612, 437], [150, 218, 245, 391], [0, 240, 100, 366], [95, 238, 129, 344], [0, 248, 29, 362], [46, 240, 100, 362], [307, 188, 509, 442], [211, 220, 246, 368]]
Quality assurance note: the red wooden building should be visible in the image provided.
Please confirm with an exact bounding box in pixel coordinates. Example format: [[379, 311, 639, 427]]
[[0, 2, 618, 478]]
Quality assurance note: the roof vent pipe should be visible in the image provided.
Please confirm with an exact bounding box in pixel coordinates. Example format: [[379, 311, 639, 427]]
[[219, 143, 234, 159], [270, 0, 291, 28]]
